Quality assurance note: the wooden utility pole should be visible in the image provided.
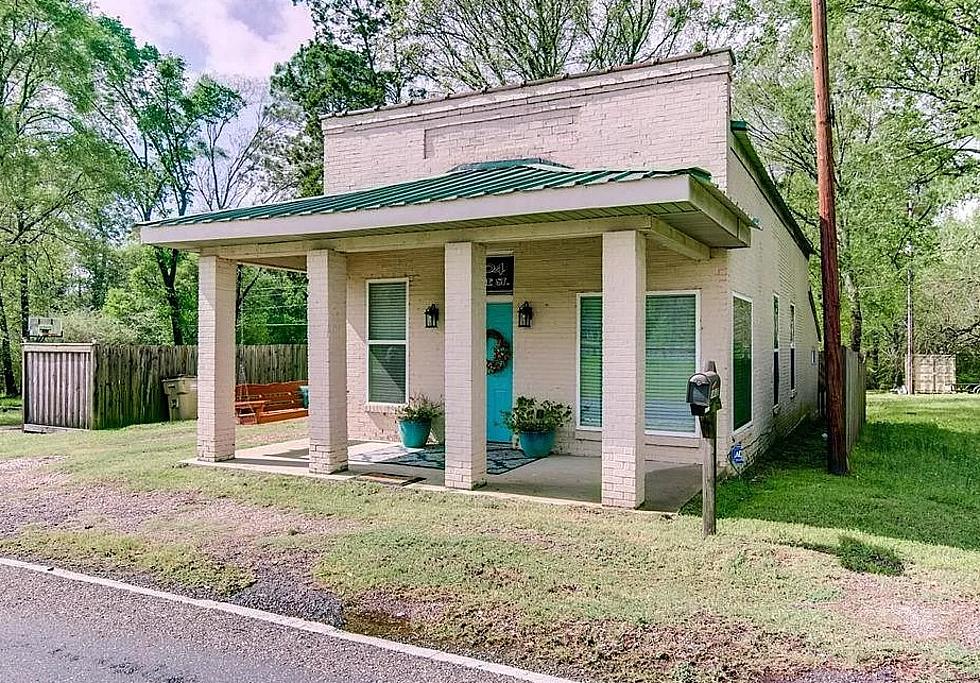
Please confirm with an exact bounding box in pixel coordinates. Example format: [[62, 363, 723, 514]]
[[810, 0, 849, 474]]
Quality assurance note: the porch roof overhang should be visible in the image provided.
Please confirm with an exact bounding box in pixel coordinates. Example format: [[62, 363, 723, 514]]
[[140, 160, 754, 267]]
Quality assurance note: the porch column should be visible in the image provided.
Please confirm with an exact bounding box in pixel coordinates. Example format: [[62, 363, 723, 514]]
[[601, 230, 646, 508], [307, 249, 348, 473], [197, 255, 237, 462], [444, 242, 487, 489]]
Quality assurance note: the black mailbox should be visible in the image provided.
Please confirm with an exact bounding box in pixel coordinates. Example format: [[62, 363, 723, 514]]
[[687, 364, 721, 416]]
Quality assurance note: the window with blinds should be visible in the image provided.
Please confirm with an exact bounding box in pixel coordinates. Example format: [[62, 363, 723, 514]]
[[577, 292, 698, 434], [773, 294, 780, 406], [367, 281, 407, 403], [578, 295, 603, 428], [790, 303, 797, 391], [733, 295, 753, 430], [645, 294, 697, 433]]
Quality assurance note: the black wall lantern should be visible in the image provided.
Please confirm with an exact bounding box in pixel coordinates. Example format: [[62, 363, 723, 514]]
[[424, 303, 440, 329], [517, 301, 534, 328]]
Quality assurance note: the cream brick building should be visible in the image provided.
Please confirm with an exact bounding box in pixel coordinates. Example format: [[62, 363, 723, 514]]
[[141, 48, 819, 509]]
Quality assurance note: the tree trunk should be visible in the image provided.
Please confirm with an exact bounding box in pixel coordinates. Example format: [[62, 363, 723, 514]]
[[0, 275, 17, 396], [154, 247, 184, 346], [843, 270, 862, 352], [18, 248, 29, 340]]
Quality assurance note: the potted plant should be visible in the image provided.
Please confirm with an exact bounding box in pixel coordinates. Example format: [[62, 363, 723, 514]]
[[396, 395, 443, 448], [502, 396, 572, 458]]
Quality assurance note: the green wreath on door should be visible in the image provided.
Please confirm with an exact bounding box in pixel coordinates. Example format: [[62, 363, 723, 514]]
[[486, 329, 512, 375]]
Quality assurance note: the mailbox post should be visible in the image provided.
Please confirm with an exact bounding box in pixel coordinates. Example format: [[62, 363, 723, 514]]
[[687, 361, 722, 537]]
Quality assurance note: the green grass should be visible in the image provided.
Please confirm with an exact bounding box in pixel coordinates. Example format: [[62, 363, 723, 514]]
[[836, 536, 905, 576], [0, 528, 254, 596], [1, 397, 979, 679], [699, 394, 980, 551], [0, 396, 21, 427]]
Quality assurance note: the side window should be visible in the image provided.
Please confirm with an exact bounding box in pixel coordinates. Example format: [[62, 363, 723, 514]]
[[773, 294, 780, 405], [790, 303, 797, 392], [733, 295, 753, 430]]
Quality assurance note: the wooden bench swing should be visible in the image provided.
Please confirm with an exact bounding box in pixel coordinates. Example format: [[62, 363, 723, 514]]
[[234, 380, 308, 425]]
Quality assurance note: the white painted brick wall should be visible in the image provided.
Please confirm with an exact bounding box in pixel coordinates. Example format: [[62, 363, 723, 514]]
[[600, 231, 646, 508], [323, 52, 733, 193], [443, 242, 487, 489], [723, 139, 820, 463], [196, 256, 236, 461], [307, 249, 349, 473]]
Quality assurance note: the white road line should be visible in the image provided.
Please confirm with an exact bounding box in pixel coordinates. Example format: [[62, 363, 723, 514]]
[[0, 556, 577, 683]]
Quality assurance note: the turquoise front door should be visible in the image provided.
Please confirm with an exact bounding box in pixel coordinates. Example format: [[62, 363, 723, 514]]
[[486, 302, 514, 443]]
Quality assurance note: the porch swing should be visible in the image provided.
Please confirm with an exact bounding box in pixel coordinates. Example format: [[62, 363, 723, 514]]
[[232, 272, 309, 426]]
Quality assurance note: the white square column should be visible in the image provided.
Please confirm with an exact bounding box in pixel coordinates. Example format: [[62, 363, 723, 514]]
[[197, 255, 237, 462], [601, 230, 646, 508], [444, 242, 487, 489], [307, 249, 348, 473]]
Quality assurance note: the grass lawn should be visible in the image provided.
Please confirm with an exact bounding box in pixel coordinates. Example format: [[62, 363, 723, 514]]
[[700, 393, 980, 551], [0, 395, 978, 681], [0, 396, 21, 427]]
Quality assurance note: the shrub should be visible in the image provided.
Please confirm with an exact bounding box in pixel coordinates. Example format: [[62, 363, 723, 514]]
[[837, 536, 904, 576], [396, 395, 443, 423], [502, 396, 572, 433]]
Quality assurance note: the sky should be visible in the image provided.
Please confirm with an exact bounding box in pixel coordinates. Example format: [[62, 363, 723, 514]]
[[91, 0, 315, 79]]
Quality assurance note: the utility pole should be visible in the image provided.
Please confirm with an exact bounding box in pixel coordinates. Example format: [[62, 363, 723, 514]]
[[905, 236, 914, 395], [810, 0, 849, 474]]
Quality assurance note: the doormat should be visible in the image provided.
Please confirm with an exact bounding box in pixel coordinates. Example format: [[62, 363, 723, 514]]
[[354, 472, 425, 486], [382, 443, 546, 475]]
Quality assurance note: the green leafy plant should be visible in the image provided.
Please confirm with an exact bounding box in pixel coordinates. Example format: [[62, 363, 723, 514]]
[[396, 395, 443, 423], [502, 397, 571, 434]]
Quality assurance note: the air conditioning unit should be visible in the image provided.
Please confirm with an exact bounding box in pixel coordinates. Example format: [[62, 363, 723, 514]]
[[27, 316, 63, 340]]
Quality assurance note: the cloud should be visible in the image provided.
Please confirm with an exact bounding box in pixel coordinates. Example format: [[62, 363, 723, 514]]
[[92, 0, 315, 79]]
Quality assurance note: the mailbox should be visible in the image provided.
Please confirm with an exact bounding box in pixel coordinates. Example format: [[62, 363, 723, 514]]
[[687, 363, 721, 416]]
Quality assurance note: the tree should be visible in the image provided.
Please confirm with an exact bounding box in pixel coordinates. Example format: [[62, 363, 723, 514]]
[[0, 0, 127, 394], [266, 39, 387, 196], [731, 0, 973, 386], [92, 20, 243, 345], [411, 0, 699, 89]]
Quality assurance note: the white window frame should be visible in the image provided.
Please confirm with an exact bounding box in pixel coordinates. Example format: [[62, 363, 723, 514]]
[[789, 302, 797, 395], [365, 277, 409, 406], [773, 293, 780, 407], [574, 290, 702, 436], [732, 291, 754, 435], [575, 292, 602, 432], [645, 289, 701, 437]]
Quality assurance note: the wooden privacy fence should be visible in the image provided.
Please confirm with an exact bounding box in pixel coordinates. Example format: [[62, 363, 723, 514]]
[[23, 343, 308, 431], [818, 346, 867, 457], [908, 354, 956, 393], [843, 347, 867, 456]]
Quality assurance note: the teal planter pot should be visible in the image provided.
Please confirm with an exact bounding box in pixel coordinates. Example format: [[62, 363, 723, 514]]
[[518, 430, 556, 458], [299, 385, 309, 409], [399, 420, 432, 448]]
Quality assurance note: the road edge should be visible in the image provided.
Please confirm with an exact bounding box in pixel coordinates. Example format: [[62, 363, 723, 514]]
[[0, 556, 578, 683]]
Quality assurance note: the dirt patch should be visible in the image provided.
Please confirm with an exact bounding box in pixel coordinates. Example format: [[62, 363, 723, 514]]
[[0, 457, 353, 585], [827, 574, 980, 652]]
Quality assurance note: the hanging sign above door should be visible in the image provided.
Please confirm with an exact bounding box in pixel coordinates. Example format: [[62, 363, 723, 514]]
[[486, 255, 514, 294]]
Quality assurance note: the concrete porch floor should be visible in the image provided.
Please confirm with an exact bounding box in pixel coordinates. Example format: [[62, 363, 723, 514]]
[[187, 439, 703, 513]]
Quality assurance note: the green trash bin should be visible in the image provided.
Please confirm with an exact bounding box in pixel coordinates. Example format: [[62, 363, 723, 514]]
[[162, 376, 198, 421], [299, 385, 310, 409]]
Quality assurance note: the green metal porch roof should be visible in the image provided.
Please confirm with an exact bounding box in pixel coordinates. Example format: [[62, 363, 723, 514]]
[[141, 159, 714, 228]]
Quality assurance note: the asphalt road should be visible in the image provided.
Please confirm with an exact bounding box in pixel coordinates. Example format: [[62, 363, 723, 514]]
[[0, 564, 551, 683]]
